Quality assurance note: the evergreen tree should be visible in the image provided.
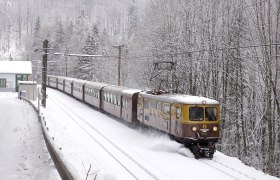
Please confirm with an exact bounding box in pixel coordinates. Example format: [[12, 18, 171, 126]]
[[32, 16, 41, 82], [32, 16, 41, 49], [127, 0, 138, 41], [77, 24, 100, 81], [51, 20, 65, 76]]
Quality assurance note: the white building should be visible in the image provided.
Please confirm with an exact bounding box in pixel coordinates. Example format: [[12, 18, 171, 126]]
[[0, 61, 32, 92]]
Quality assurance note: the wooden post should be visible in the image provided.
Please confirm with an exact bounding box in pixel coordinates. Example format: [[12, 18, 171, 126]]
[[41, 39, 48, 108], [113, 45, 125, 86]]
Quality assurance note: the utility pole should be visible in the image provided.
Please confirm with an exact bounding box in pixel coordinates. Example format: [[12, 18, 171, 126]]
[[65, 48, 68, 77], [41, 39, 48, 108], [113, 45, 125, 86]]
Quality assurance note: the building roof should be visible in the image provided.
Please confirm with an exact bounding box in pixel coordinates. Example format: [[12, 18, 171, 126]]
[[0, 61, 32, 74]]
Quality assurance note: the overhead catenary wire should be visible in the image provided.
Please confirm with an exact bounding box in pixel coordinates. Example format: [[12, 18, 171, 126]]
[[60, 42, 280, 64]]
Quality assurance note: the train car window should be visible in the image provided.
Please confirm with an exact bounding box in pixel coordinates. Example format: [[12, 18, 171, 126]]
[[117, 95, 121, 106], [138, 97, 143, 108], [144, 98, 149, 109], [104, 91, 107, 101], [150, 101, 156, 109], [122, 98, 127, 108], [157, 101, 162, 111], [189, 107, 204, 121], [94, 91, 96, 98], [110, 93, 113, 103], [205, 107, 217, 121], [163, 103, 170, 115], [176, 107, 181, 119], [113, 95, 117, 104], [125, 99, 127, 108]]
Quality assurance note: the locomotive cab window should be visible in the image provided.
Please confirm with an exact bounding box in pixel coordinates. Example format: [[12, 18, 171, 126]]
[[205, 107, 217, 121], [189, 107, 204, 121]]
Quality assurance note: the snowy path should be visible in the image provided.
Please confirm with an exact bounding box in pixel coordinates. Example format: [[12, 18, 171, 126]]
[[44, 88, 279, 180], [0, 93, 60, 180]]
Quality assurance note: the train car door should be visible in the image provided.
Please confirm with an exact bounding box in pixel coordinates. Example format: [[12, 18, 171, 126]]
[[171, 104, 182, 136], [162, 102, 171, 132], [143, 98, 150, 122], [137, 96, 144, 122]]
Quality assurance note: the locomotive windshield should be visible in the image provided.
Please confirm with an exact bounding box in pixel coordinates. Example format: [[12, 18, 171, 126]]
[[189, 107, 204, 121], [189, 107, 217, 121], [205, 107, 217, 121]]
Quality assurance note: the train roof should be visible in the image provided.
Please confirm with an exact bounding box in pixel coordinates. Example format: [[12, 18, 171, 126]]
[[103, 85, 141, 95], [85, 81, 108, 89], [73, 79, 87, 85], [57, 76, 65, 80], [48, 75, 57, 78], [139, 92, 219, 105], [64, 77, 77, 82]]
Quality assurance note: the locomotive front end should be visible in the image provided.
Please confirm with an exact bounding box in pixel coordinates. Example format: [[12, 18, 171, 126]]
[[180, 99, 220, 159]]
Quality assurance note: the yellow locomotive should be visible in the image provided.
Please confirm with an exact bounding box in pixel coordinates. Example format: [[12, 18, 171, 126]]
[[137, 91, 220, 159]]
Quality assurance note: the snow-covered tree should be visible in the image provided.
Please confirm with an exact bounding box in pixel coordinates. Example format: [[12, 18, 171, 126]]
[[76, 24, 100, 81]]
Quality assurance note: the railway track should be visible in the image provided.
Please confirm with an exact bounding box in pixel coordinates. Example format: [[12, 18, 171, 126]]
[[198, 158, 256, 180], [48, 95, 170, 180], [46, 89, 268, 180]]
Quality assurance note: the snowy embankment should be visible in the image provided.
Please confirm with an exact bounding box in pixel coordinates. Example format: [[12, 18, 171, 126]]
[[0, 93, 60, 180], [40, 88, 278, 180]]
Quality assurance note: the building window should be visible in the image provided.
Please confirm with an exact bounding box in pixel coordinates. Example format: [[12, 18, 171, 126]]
[[0, 79, 6, 88]]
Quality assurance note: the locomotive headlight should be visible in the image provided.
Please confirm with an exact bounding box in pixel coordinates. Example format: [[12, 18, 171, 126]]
[[213, 126, 218, 132], [192, 126, 198, 132]]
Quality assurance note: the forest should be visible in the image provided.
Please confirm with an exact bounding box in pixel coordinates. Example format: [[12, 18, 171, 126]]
[[0, 0, 279, 177]]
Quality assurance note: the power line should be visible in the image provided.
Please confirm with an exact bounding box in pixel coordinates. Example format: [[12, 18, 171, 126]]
[[122, 43, 280, 60], [63, 43, 280, 63]]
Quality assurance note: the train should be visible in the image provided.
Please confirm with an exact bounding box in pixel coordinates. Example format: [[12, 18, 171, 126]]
[[47, 75, 220, 159]]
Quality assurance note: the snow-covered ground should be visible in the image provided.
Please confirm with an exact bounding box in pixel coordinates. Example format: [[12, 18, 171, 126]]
[[0, 92, 60, 180], [43, 88, 279, 180]]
